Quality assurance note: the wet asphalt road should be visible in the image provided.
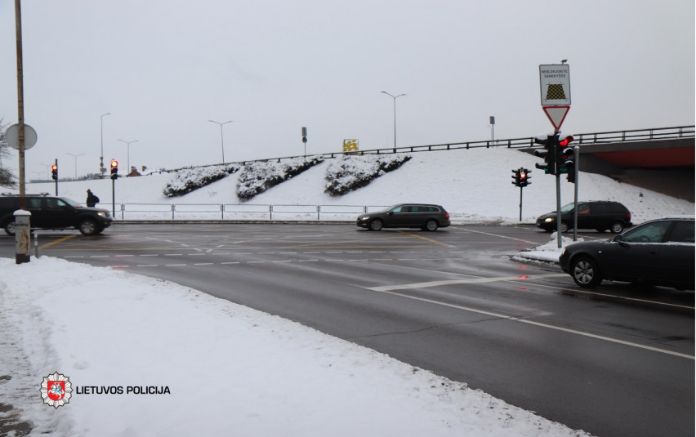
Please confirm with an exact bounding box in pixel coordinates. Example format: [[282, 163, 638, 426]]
[[1, 223, 693, 437]]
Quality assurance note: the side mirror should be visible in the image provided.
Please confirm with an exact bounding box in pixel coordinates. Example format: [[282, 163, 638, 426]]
[[613, 234, 628, 246], [388, 211, 394, 216]]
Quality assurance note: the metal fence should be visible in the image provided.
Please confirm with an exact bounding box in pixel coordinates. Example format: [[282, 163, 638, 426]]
[[113, 203, 392, 221]]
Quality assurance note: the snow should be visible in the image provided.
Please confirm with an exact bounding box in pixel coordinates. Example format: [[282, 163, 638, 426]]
[[5, 147, 692, 223], [0, 257, 591, 437]]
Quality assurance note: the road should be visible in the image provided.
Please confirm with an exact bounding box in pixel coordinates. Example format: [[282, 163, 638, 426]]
[[1, 223, 693, 437]]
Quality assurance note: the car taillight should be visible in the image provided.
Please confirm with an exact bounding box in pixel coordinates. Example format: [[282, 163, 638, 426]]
[[444, 211, 450, 220], [625, 211, 631, 221]]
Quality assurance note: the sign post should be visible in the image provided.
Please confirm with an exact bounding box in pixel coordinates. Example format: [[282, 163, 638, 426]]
[[539, 63, 571, 248]]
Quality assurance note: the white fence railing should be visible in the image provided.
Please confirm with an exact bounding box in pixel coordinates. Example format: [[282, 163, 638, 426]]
[[109, 203, 392, 221]]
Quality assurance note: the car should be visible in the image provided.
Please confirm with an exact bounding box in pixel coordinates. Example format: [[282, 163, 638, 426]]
[[536, 200, 632, 233], [356, 203, 450, 231], [559, 217, 695, 290], [0, 193, 113, 236]]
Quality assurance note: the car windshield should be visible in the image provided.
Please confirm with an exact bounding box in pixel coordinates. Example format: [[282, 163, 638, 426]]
[[60, 197, 81, 207], [560, 203, 576, 213]]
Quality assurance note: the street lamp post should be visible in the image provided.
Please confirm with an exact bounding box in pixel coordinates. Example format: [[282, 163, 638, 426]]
[[208, 119, 234, 164], [118, 138, 138, 176], [65, 152, 85, 179], [380, 90, 406, 151], [100, 112, 111, 177]]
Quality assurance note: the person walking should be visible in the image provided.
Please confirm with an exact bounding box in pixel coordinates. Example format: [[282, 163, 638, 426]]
[[86, 189, 100, 207]]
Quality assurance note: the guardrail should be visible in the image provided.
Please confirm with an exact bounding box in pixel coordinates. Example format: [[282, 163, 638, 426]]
[[112, 203, 392, 221]]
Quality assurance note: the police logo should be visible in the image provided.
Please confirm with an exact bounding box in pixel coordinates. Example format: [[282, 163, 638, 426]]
[[40, 372, 73, 408]]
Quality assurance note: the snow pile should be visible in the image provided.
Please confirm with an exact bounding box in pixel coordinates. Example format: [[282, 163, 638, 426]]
[[162, 164, 239, 197], [513, 232, 588, 264], [237, 157, 323, 200], [325, 154, 411, 196], [0, 257, 590, 437]]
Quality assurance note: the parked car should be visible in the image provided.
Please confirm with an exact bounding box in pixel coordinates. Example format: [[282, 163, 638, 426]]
[[0, 194, 113, 236], [356, 204, 450, 231], [536, 201, 632, 233], [559, 217, 695, 290]]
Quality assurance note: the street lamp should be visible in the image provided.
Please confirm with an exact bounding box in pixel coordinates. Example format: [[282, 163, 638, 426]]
[[118, 138, 138, 176], [65, 152, 85, 179], [100, 112, 111, 177], [380, 91, 406, 151], [208, 119, 234, 164]]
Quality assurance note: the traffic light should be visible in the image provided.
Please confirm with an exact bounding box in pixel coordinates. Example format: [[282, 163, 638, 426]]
[[519, 167, 531, 187], [534, 135, 557, 175], [511, 167, 531, 187], [51, 163, 58, 180], [110, 159, 119, 180], [557, 135, 576, 182]]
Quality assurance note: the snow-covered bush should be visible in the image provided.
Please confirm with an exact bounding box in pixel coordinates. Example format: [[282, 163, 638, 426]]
[[163, 164, 239, 197], [325, 154, 411, 196], [237, 157, 324, 200]]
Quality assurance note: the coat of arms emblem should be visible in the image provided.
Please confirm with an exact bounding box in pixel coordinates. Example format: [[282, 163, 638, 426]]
[[40, 372, 73, 408]]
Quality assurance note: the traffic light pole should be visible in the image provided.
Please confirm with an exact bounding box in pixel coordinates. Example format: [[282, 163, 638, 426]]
[[554, 133, 562, 249], [111, 178, 116, 218], [519, 186, 523, 221], [572, 146, 580, 241]]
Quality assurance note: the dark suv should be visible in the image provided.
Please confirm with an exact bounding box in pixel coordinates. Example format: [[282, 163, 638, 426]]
[[356, 204, 450, 231], [0, 194, 112, 236], [536, 201, 632, 233]]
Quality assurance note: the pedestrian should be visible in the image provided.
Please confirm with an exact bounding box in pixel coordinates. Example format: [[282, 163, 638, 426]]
[[86, 189, 100, 207]]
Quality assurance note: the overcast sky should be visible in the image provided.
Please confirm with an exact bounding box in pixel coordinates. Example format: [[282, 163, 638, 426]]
[[1, 0, 694, 180]]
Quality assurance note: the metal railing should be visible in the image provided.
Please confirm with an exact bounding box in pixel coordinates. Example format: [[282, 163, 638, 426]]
[[113, 203, 392, 221]]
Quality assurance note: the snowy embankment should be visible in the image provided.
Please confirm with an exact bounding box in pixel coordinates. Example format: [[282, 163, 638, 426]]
[[0, 257, 591, 437], [10, 148, 693, 224]]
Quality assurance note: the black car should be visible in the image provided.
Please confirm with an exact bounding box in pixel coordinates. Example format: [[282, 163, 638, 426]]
[[0, 194, 113, 236], [356, 204, 450, 231], [537, 200, 632, 233], [559, 217, 695, 290]]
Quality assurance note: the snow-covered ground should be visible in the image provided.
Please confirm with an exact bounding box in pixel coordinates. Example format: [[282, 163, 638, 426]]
[[9, 148, 694, 224], [0, 257, 591, 437]]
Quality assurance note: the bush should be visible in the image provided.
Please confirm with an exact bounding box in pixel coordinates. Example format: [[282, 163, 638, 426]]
[[237, 157, 324, 200], [325, 154, 411, 196], [163, 164, 239, 197]]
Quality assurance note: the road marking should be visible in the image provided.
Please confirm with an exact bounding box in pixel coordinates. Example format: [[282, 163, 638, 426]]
[[64, 255, 84, 259], [454, 228, 537, 244], [114, 254, 134, 257], [139, 254, 158, 257], [362, 286, 694, 360], [399, 231, 452, 248], [40, 235, 76, 250], [164, 253, 183, 256], [510, 279, 696, 310], [164, 264, 187, 267], [188, 253, 205, 256], [367, 273, 567, 292], [89, 255, 109, 258], [193, 263, 214, 266], [220, 261, 240, 265], [136, 264, 158, 267]]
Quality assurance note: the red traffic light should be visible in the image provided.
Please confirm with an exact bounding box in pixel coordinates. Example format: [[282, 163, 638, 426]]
[[110, 159, 119, 169], [50, 164, 57, 172], [558, 135, 574, 147]]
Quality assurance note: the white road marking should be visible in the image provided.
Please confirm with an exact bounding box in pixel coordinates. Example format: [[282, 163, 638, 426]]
[[367, 273, 568, 292], [136, 264, 158, 267], [164, 264, 187, 267], [188, 253, 205, 256], [114, 254, 134, 257], [361, 287, 694, 360], [89, 255, 109, 258], [139, 254, 158, 257], [454, 228, 537, 245], [164, 253, 183, 256], [65, 256, 84, 259], [220, 261, 240, 265], [193, 263, 214, 266]]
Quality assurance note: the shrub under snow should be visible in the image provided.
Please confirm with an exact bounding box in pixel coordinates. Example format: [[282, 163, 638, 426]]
[[325, 154, 411, 196], [163, 164, 239, 197], [237, 157, 324, 200]]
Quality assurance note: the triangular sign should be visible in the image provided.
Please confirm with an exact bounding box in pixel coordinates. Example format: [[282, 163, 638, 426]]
[[542, 106, 570, 131]]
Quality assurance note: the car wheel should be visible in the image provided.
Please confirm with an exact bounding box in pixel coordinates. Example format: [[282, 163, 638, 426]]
[[610, 222, 624, 233], [424, 219, 438, 232], [3, 220, 16, 236], [79, 219, 98, 236], [369, 219, 383, 231], [570, 256, 602, 288]]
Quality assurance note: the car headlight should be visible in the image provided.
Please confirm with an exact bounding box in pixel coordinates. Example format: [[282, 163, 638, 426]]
[[359, 216, 369, 221], [98, 211, 108, 217], [544, 217, 553, 223]]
